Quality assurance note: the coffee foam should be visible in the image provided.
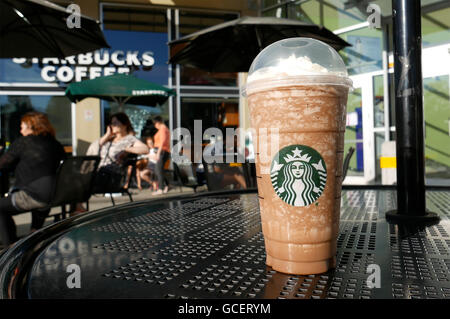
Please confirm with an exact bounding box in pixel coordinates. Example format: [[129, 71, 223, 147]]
[[244, 55, 352, 96], [247, 55, 343, 83]]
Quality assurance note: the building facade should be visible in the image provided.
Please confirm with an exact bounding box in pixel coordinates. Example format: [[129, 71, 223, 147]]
[[0, 0, 257, 153], [260, 0, 450, 186]]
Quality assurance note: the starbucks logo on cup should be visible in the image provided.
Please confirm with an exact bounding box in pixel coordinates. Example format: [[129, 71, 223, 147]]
[[271, 145, 327, 207]]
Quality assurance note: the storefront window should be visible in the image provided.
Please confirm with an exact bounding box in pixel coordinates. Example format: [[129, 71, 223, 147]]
[[180, 98, 239, 134], [262, 0, 367, 30], [102, 5, 169, 86], [339, 28, 383, 76], [344, 87, 363, 177], [0, 59, 46, 83], [374, 132, 385, 183], [388, 73, 395, 128], [288, 1, 321, 25], [180, 97, 239, 161], [423, 75, 450, 185], [102, 100, 168, 139], [179, 67, 237, 86], [100, 4, 171, 139], [261, 1, 383, 77], [103, 5, 167, 33], [0, 95, 72, 145], [318, 0, 366, 30], [422, 6, 450, 47], [102, 29, 169, 85], [178, 10, 237, 36], [261, 1, 395, 32], [373, 75, 384, 128], [260, 0, 449, 187]]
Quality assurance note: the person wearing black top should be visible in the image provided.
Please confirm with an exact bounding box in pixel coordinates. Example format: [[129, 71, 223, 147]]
[[0, 112, 65, 247]]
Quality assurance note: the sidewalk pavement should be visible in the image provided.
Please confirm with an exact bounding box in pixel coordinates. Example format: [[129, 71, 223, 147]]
[[12, 184, 209, 239]]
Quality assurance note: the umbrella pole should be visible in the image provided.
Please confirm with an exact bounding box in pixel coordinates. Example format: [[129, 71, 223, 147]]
[[254, 28, 263, 51], [115, 97, 131, 112], [385, 0, 438, 224], [112, 97, 124, 112]]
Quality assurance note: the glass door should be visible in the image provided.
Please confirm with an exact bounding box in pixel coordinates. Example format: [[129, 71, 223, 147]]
[[422, 43, 450, 186], [343, 74, 376, 185]]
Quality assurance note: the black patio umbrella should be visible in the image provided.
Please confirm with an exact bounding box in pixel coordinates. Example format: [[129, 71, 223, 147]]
[[0, 0, 110, 58], [168, 16, 351, 73]]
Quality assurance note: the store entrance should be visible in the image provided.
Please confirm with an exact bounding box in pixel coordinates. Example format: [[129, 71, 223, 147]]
[[344, 42, 450, 186], [179, 97, 240, 161], [343, 74, 377, 184]]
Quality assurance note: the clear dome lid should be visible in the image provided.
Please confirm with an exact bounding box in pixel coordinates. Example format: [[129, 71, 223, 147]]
[[244, 37, 352, 95]]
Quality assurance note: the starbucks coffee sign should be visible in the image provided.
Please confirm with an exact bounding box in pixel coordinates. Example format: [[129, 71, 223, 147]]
[[271, 145, 327, 207], [12, 50, 155, 83]]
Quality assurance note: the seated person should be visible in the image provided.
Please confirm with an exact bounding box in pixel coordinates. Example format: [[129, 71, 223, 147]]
[[204, 136, 247, 190], [0, 112, 66, 247], [211, 164, 247, 190], [77, 112, 148, 212], [95, 112, 148, 190], [135, 136, 158, 190]]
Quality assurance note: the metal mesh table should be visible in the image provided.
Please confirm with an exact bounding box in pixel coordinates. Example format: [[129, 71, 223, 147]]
[[2, 189, 450, 299]]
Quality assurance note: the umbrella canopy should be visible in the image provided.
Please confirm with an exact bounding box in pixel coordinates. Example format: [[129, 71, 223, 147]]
[[65, 74, 175, 107], [169, 16, 351, 73], [0, 0, 110, 58]]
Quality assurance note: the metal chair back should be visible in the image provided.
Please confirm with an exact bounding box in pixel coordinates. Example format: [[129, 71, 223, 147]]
[[173, 162, 199, 192], [50, 156, 100, 207], [342, 147, 355, 181]]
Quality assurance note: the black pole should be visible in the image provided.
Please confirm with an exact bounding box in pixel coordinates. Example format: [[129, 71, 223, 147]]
[[385, 0, 438, 223]]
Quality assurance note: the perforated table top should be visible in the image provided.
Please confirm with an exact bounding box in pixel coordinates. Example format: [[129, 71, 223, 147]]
[[15, 189, 450, 299]]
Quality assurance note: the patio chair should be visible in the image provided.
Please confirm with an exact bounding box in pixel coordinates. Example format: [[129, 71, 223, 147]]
[[0, 169, 9, 198], [40, 156, 100, 222], [173, 162, 200, 193], [343, 146, 355, 181], [242, 162, 257, 188], [89, 160, 135, 206]]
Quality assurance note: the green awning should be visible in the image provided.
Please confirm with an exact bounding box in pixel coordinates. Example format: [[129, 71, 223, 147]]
[[65, 74, 175, 107]]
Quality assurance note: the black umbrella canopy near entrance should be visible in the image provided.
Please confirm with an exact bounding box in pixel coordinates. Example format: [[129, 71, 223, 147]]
[[65, 73, 176, 108], [168, 16, 351, 73], [0, 0, 110, 58]]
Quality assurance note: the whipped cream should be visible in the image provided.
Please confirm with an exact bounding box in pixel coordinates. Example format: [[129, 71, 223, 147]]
[[247, 55, 343, 83]]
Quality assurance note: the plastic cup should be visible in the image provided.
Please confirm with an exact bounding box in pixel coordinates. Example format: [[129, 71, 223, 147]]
[[244, 38, 352, 275]]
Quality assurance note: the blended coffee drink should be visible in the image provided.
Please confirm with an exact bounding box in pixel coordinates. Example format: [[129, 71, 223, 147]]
[[245, 38, 352, 275]]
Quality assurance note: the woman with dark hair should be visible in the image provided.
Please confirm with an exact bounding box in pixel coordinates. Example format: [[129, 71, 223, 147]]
[[0, 112, 66, 247], [90, 112, 148, 193], [98, 113, 140, 165]]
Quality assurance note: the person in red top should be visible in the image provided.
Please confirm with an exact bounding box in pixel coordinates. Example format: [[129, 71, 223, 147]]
[[152, 116, 171, 195]]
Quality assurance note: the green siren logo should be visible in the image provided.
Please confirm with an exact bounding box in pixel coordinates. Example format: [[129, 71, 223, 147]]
[[271, 145, 327, 207]]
